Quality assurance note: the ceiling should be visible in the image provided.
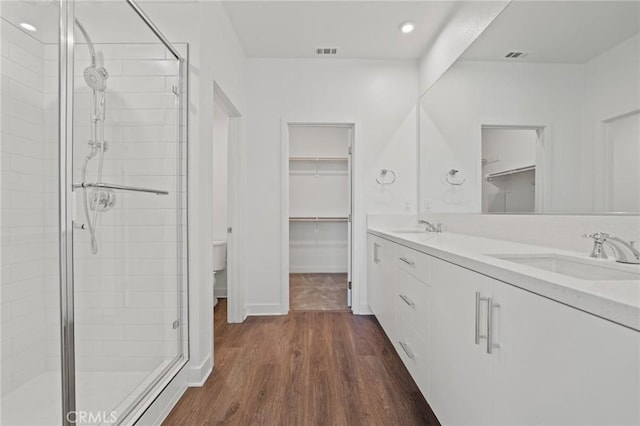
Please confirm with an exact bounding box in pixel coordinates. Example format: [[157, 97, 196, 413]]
[[461, 1, 640, 64], [221, 1, 460, 59], [0, 0, 173, 44]]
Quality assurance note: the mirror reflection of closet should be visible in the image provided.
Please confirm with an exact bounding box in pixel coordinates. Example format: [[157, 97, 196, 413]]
[[481, 127, 541, 213], [418, 1, 640, 214]]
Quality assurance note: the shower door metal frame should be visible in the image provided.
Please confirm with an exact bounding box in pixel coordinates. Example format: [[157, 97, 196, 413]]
[[58, 1, 189, 425], [59, 0, 76, 424]]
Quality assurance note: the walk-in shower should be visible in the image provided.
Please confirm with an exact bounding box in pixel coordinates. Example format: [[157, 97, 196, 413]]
[[0, 1, 188, 424]]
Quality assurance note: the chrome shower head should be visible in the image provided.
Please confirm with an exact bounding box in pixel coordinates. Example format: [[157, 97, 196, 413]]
[[84, 66, 109, 91]]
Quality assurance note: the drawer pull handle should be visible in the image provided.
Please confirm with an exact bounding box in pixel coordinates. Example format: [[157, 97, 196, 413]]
[[487, 297, 500, 354], [399, 341, 415, 359], [475, 292, 488, 345], [399, 257, 415, 267], [399, 294, 416, 309], [373, 243, 381, 264]]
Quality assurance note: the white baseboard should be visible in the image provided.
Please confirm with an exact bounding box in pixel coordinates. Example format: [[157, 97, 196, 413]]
[[214, 287, 228, 298], [244, 303, 284, 316], [187, 354, 213, 387], [289, 267, 348, 273]]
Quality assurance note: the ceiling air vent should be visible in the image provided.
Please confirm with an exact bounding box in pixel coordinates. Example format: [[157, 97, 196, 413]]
[[505, 51, 528, 59], [316, 47, 338, 56]]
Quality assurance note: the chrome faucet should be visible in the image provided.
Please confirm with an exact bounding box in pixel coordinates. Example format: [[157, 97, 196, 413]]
[[584, 232, 640, 264], [418, 219, 443, 233]]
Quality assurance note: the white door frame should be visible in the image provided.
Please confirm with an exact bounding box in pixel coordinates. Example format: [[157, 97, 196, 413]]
[[280, 119, 356, 314], [598, 109, 640, 212], [475, 120, 552, 213], [213, 82, 244, 323]]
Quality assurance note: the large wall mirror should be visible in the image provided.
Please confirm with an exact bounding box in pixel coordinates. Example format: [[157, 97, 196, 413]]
[[418, 1, 640, 214]]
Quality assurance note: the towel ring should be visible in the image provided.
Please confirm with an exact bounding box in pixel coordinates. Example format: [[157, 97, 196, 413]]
[[445, 169, 465, 186], [376, 169, 396, 185]]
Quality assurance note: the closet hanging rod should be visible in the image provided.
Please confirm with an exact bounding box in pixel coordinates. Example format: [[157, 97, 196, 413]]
[[289, 156, 348, 161], [289, 216, 349, 222], [485, 165, 535, 181]]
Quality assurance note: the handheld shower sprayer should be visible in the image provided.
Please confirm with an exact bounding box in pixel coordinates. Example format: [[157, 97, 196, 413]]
[[75, 18, 111, 255]]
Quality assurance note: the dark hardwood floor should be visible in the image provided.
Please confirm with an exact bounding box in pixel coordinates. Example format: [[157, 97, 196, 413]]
[[290, 273, 350, 312], [163, 299, 440, 425]]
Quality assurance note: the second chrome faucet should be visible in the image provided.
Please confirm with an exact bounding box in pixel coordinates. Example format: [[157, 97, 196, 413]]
[[418, 219, 443, 233], [584, 232, 640, 264]]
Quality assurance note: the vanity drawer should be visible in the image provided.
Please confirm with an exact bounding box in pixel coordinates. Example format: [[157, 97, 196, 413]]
[[396, 244, 429, 282], [396, 267, 430, 341], [395, 315, 429, 396]]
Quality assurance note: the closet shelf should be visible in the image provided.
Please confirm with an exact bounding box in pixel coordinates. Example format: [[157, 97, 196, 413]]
[[289, 156, 348, 161], [289, 216, 349, 222], [485, 165, 535, 181]]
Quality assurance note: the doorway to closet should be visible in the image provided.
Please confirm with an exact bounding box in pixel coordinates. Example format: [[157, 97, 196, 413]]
[[284, 124, 353, 312]]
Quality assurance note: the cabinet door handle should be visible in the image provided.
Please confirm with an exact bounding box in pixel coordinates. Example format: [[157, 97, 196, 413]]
[[487, 297, 500, 354], [374, 243, 381, 263], [399, 294, 416, 309], [399, 257, 415, 267], [475, 292, 488, 345], [399, 341, 415, 359]]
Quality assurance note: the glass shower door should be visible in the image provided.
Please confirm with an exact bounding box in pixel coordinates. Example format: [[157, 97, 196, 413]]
[[69, 1, 187, 423]]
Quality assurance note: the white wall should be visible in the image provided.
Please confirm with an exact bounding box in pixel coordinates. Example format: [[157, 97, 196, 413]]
[[582, 34, 640, 212], [246, 58, 418, 315], [139, 0, 247, 387]]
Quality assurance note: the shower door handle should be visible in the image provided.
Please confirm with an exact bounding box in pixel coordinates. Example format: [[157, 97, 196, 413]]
[[73, 182, 169, 195]]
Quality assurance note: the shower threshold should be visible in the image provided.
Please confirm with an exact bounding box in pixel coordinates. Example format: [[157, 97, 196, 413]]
[[1, 360, 172, 425]]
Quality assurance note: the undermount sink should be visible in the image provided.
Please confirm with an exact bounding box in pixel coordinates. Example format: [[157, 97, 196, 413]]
[[389, 228, 427, 234], [490, 253, 640, 281]]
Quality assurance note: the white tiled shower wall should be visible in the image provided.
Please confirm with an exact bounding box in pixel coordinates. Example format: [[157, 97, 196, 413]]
[[1, 20, 57, 395], [68, 43, 184, 374]]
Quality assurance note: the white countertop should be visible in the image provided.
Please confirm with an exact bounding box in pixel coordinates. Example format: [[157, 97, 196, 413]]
[[368, 226, 640, 332]]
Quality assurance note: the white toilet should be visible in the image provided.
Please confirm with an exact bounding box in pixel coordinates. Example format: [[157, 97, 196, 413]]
[[212, 240, 227, 307]]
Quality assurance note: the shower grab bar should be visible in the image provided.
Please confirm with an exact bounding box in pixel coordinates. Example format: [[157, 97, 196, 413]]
[[73, 182, 169, 195]]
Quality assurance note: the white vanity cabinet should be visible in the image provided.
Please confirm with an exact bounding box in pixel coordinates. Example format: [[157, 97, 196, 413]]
[[428, 256, 494, 425], [429, 256, 640, 426], [367, 234, 431, 396], [491, 281, 640, 426], [367, 234, 396, 339], [367, 231, 640, 426], [394, 244, 431, 397]]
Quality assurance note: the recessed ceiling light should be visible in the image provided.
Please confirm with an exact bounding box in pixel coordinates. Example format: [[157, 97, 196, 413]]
[[20, 22, 37, 32], [400, 21, 415, 34]]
